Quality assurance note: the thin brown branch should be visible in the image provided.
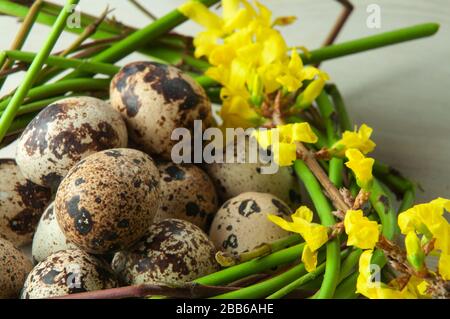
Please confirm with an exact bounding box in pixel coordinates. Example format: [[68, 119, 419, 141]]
[[296, 142, 349, 212], [0, 0, 43, 73], [317, 0, 353, 67], [50, 283, 239, 300], [128, 0, 158, 20]]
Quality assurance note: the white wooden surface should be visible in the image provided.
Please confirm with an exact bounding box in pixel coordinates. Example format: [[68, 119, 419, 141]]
[[0, 0, 449, 202]]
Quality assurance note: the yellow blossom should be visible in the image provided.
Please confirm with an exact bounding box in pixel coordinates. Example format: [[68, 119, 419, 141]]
[[252, 123, 318, 166], [302, 245, 318, 272], [268, 206, 328, 272], [356, 250, 418, 299], [398, 198, 450, 255], [180, 0, 328, 129], [332, 124, 376, 155], [295, 70, 330, 109], [344, 210, 380, 250], [345, 149, 375, 190]]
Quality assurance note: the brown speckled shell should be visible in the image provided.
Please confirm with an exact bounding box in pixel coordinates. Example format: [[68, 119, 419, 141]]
[[209, 192, 291, 255], [16, 97, 128, 190], [55, 148, 161, 254], [154, 162, 218, 231], [110, 61, 213, 159], [0, 159, 52, 247], [21, 249, 117, 299], [0, 238, 33, 299], [32, 202, 77, 263], [112, 219, 219, 286]]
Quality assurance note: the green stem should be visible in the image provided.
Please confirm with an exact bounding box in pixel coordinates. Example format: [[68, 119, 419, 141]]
[[370, 179, 397, 241], [217, 234, 302, 267], [194, 244, 304, 287], [0, 78, 110, 111], [267, 250, 350, 299], [338, 249, 362, 283], [325, 84, 352, 132], [0, 0, 80, 142], [212, 252, 309, 299], [294, 160, 340, 299], [0, 96, 75, 118], [0, 0, 43, 89], [398, 188, 415, 213], [3, 50, 120, 76], [300, 23, 439, 65]]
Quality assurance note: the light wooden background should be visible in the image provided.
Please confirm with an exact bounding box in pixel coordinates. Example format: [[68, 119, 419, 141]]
[[0, 0, 449, 202]]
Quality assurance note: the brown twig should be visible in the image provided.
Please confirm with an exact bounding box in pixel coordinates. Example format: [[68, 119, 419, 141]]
[[128, 0, 158, 20], [296, 142, 349, 212], [50, 283, 239, 300], [0, 0, 43, 76]]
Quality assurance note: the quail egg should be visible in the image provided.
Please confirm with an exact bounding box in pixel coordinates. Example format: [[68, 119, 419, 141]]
[[112, 219, 219, 286], [21, 249, 118, 299], [0, 159, 52, 247], [154, 162, 218, 231], [0, 238, 33, 299], [32, 202, 77, 263], [110, 61, 213, 159], [206, 136, 301, 208], [16, 96, 128, 190], [55, 148, 161, 254], [209, 192, 291, 255]]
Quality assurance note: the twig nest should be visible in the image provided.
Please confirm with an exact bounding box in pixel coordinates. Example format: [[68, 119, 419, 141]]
[[110, 61, 213, 159], [112, 219, 219, 286], [0, 159, 52, 247], [16, 96, 128, 190], [154, 162, 218, 231], [55, 148, 161, 254], [0, 238, 33, 299], [209, 192, 291, 255], [32, 202, 77, 263], [21, 249, 118, 299]]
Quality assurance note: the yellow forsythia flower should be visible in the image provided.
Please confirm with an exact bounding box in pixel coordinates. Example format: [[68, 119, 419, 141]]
[[344, 210, 380, 250], [405, 231, 425, 271], [398, 198, 450, 279], [356, 250, 418, 299], [332, 124, 376, 156], [268, 206, 328, 272], [345, 149, 375, 190], [253, 123, 318, 166], [180, 0, 327, 128]]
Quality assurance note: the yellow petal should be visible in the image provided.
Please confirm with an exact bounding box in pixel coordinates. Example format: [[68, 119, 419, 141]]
[[345, 149, 374, 190], [292, 206, 313, 223], [291, 122, 318, 144], [334, 124, 376, 155], [272, 16, 297, 27], [273, 142, 297, 166], [302, 245, 318, 272], [344, 210, 380, 250], [178, 1, 223, 30]]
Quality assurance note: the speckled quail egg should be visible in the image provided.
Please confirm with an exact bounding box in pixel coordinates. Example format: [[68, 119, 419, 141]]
[[153, 162, 218, 231], [209, 192, 291, 255], [16, 96, 128, 190], [110, 61, 213, 159], [55, 148, 161, 254], [0, 238, 33, 299], [206, 136, 301, 208], [0, 159, 52, 247], [112, 219, 219, 286], [21, 249, 118, 299], [32, 202, 77, 263]]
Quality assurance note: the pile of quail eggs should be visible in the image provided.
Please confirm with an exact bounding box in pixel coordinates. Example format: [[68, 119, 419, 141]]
[[0, 62, 300, 299]]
